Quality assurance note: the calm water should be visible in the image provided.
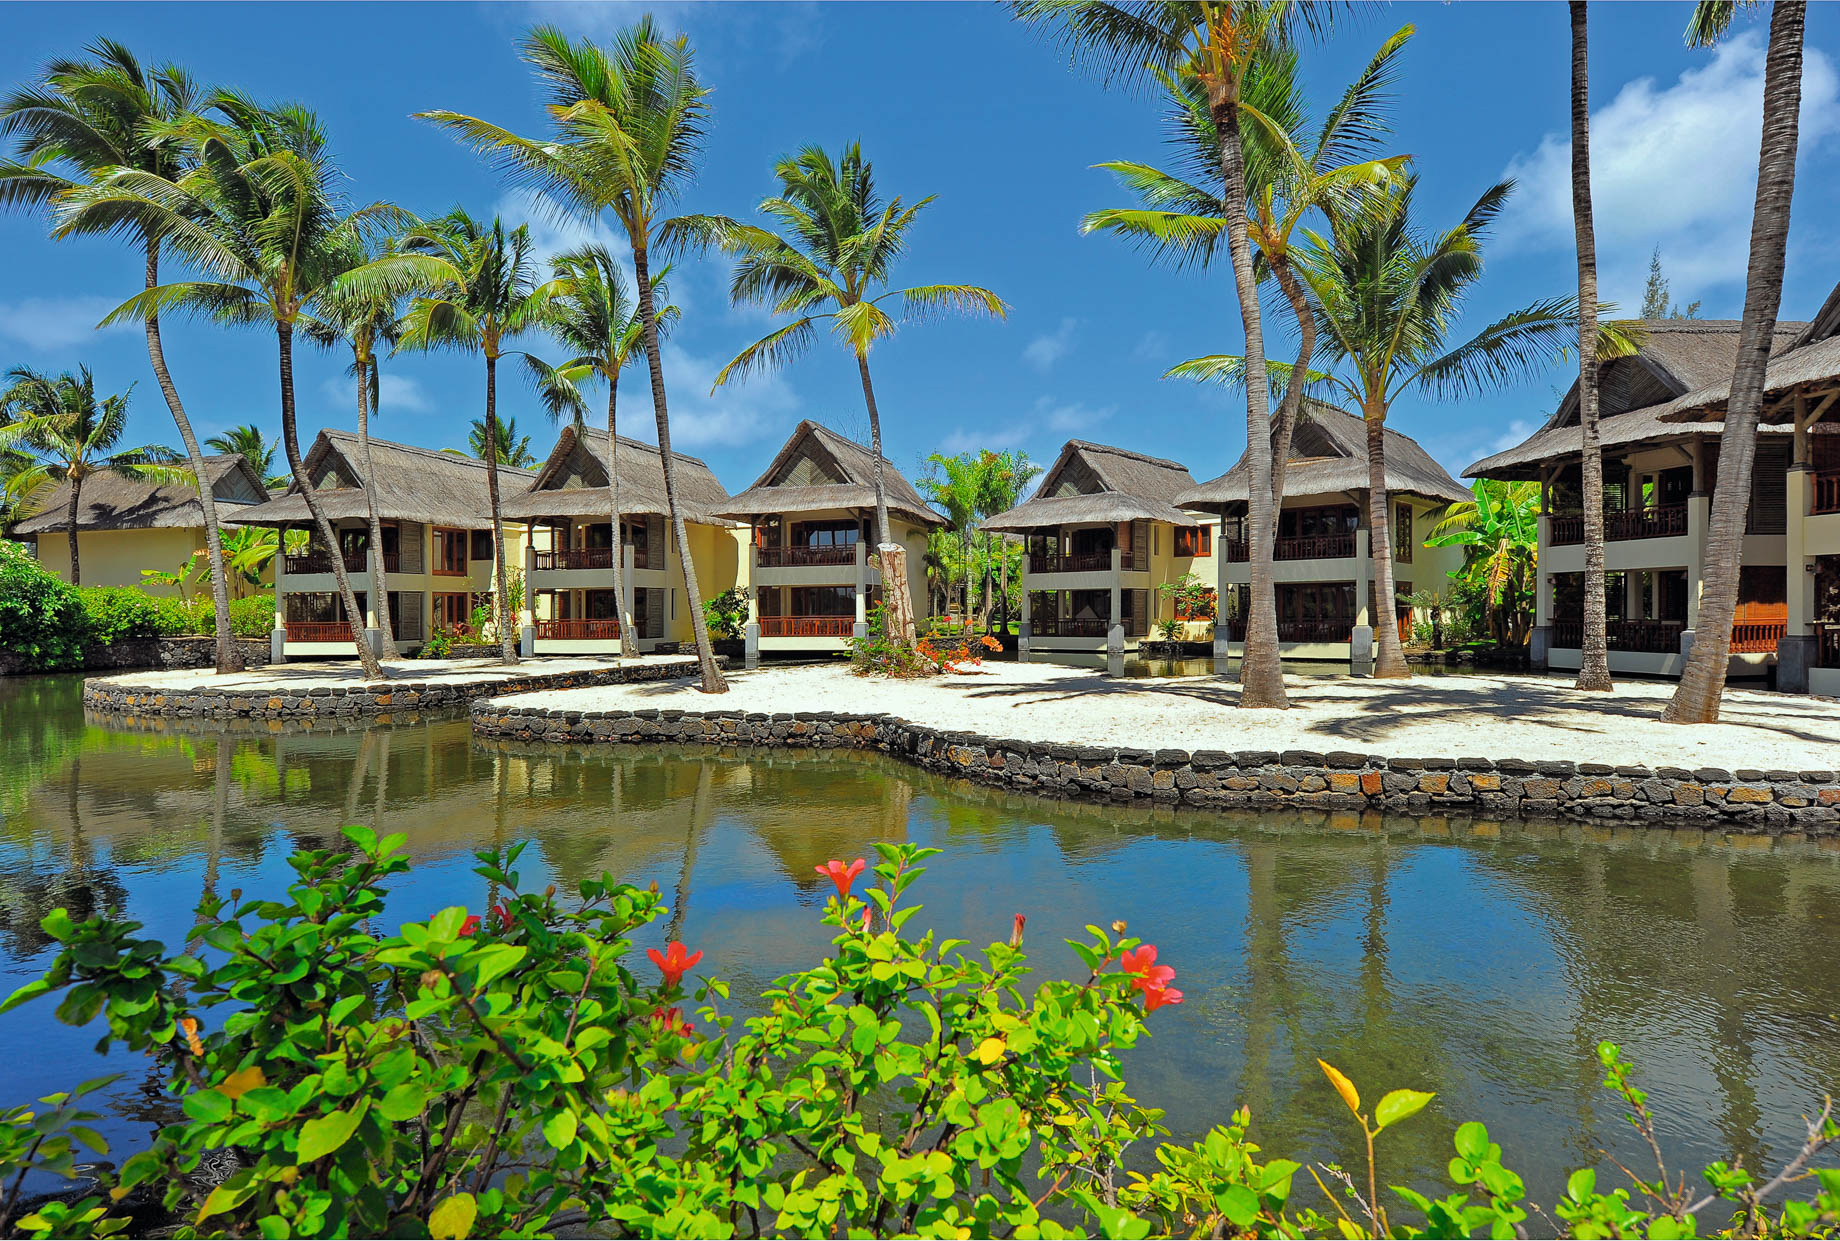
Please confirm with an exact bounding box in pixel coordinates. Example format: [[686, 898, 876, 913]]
[[4, 672, 1839, 1205]]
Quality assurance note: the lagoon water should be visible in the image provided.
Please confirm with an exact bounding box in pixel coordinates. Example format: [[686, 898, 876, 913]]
[[4, 670, 1839, 1204]]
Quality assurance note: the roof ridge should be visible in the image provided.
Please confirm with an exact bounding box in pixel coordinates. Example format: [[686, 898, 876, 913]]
[[320, 429, 537, 477], [575, 425, 714, 469], [1067, 439, 1191, 472]]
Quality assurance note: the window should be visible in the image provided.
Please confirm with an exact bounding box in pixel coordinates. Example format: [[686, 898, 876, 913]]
[[1174, 526, 1212, 557], [791, 520, 862, 547], [433, 592, 471, 629], [1394, 503, 1413, 564], [1152, 526, 1159, 557], [1277, 505, 1359, 538], [434, 528, 468, 575], [791, 586, 855, 616], [470, 529, 494, 561]]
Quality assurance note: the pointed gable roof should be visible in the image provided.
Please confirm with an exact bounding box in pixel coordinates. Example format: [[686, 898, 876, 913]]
[[1177, 400, 1469, 509], [982, 440, 1201, 532], [231, 430, 535, 530], [503, 425, 738, 525], [8, 454, 271, 535], [717, 420, 943, 527]]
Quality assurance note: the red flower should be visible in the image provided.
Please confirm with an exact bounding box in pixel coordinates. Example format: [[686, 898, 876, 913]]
[[859, 907, 874, 934], [459, 913, 481, 937], [491, 901, 513, 931], [646, 941, 703, 989], [815, 857, 867, 899], [651, 1006, 694, 1036], [1143, 984, 1184, 1014], [1121, 944, 1175, 993], [1009, 913, 1027, 948], [1120, 944, 1158, 976]]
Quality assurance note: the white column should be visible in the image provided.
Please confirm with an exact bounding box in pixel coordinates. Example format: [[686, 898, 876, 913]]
[[853, 538, 868, 639], [1108, 545, 1124, 655], [1214, 514, 1232, 663], [744, 540, 760, 669], [271, 527, 287, 663], [520, 540, 537, 657], [1018, 551, 1032, 662]]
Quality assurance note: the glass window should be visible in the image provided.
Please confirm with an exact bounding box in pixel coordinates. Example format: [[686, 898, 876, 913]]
[[434, 529, 468, 575]]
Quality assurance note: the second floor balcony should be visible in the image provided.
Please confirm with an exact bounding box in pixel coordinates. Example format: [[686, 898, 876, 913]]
[[533, 545, 651, 572], [1814, 471, 1840, 515], [758, 543, 858, 569], [1549, 503, 1689, 546], [1221, 532, 1358, 563], [1027, 549, 1142, 574]]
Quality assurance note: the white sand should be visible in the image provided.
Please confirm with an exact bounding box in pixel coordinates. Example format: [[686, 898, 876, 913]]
[[90, 654, 688, 693], [486, 661, 1840, 772]]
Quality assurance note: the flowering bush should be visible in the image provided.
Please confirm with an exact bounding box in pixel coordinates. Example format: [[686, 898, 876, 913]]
[[1, 830, 1836, 1239], [848, 603, 1001, 677]]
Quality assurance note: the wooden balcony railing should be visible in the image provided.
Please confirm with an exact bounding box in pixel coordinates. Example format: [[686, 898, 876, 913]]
[[284, 550, 366, 575], [1275, 533, 1356, 561], [1813, 471, 1840, 515], [1551, 618, 1684, 653], [1549, 504, 1689, 546], [758, 615, 855, 637], [284, 621, 356, 643], [1028, 551, 1141, 574], [1222, 537, 1249, 564], [1549, 516, 1584, 546], [535, 618, 621, 641], [1730, 621, 1786, 654], [758, 544, 856, 568], [536, 547, 613, 571], [1817, 624, 1840, 669], [1030, 616, 1113, 638], [1217, 618, 1357, 643]]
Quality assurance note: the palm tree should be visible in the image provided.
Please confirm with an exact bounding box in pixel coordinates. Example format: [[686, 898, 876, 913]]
[[203, 424, 287, 490], [466, 414, 538, 468], [1016, 0, 1340, 709], [978, 449, 1041, 628], [1290, 176, 1574, 678], [73, 95, 434, 680], [1569, 1, 1612, 693], [710, 142, 1008, 646], [920, 451, 988, 629], [538, 243, 677, 659], [0, 40, 245, 672], [417, 20, 730, 694], [1665, 0, 1807, 724], [398, 209, 560, 665], [0, 366, 186, 585]]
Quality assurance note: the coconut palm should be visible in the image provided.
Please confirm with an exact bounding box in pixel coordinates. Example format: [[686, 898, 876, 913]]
[[70, 95, 436, 680], [979, 449, 1041, 628], [0, 40, 245, 671], [1665, 0, 1807, 724], [0, 366, 186, 585], [1568, 1, 1612, 693], [537, 244, 679, 659], [466, 415, 538, 468], [1288, 176, 1574, 678], [920, 451, 991, 631], [417, 20, 729, 694], [710, 142, 1008, 645], [1015, 0, 1341, 709], [398, 209, 562, 665], [203, 424, 287, 490]]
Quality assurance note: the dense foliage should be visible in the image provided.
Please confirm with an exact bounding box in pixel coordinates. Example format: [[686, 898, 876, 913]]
[[1, 829, 1835, 1239], [849, 603, 1000, 676], [702, 588, 748, 641]]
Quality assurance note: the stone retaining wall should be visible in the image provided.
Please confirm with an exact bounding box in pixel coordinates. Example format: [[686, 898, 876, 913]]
[[2, 636, 271, 677], [469, 704, 1840, 833], [84, 657, 715, 721]]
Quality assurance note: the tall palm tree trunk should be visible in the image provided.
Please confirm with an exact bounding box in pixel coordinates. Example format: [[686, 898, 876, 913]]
[[276, 321, 385, 681], [65, 476, 82, 587], [1210, 87, 1287, 708], [605, 374, 639, 658], [482, 354, 518, 665], [633, 240, 726, 693], [145, 244, 243, 672], [857, 351, 915, 645], [1270, 260, 1316, 512], [355, 359, 398, 659], [1572, 0, 1613, 693], [1365, 410, 1410, 678], [1666, 1, 1806, 723]]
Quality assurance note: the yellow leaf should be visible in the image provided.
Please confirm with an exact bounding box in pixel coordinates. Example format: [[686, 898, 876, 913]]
[[430, 1192, 477, 1240], [215, 1065, 267, 1100], [1318, 1059, 1361, 1116], [109, 1186, 130, 1202], [974, 1036, 1006, 1065]]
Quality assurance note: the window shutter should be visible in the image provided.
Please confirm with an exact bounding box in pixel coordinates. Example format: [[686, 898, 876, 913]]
[[1748, 441, 1789, 534], [471, 529, 493, 560], [1131, 520, 1149, 566], [645, 586, 665, 638], [397, 522, 423, 574]]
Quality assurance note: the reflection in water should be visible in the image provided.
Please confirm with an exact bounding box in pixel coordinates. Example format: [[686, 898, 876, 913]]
[[3, 673, 1840, 1204]]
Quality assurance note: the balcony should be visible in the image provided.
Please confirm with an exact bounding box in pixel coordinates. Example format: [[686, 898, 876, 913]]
[[1551, 619, 1683, 653], [758, 615, 855, 637], [758, 544, 856, 568], [1814, 472, 1840, 515], [1030, 616, 1112, 638], [536, 618, 621, 641], [1817, 623, 1840, 668], [533, 546, 651, 571], [1550, 504, 1688, 546], [284, 620, 355, 644], [284, 550, 366, 575], [1217, 618, 1357, 643], [1275, 532, 1356, 561], [1028, 550, 1142, 573], [1731, 621, 1786, 654]]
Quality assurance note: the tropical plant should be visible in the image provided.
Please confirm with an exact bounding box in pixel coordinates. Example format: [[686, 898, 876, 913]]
[[203, 424, 287, 490], [701, 587, 747, 642], [0, 366, 187, 586], [0, 541, 87, 670], [919, 450, 987, 629], [418, 20, 730, 693], [977, 449, 1039, 628], [398, 209, 561, 665], [1666, 0, 1807, 724], [0, 38, 245, 673], [465, 413, 538, 468], [1568, 1, 1612, 693], [709, 142, 1007, 647], [138, 554, 202, 602], [1427, 480, 1540, 647]]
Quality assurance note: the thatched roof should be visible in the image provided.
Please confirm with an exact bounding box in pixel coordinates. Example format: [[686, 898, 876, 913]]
[[1653, 333, 1840, 425], [1466, 319, 1805, 479], [503, 426, 740, 526], [983, 440, 1200, 532], [232, 430, 534, 530], [9, 454, 270, 535], [717, 420, 943, 527], [1178, 401, 1469, 510]]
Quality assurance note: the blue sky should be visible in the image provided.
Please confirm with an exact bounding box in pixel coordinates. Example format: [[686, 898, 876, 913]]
[[4, 2, 1838, 496]]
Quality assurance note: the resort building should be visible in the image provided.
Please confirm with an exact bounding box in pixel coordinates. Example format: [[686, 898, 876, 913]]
[[234, 430, 532, 658], [8, 454, 271, 593], [716, 419, 942, 660], [504, 425, 747, 655], [1466, 314, 1840, 691], [1177, 403, 1469, 662], [982, 440, 1218, 657]]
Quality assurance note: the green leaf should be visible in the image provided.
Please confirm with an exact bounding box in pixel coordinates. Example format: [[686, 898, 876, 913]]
[[39, 908, 75, 941], [429, 1192, 477, 1240], [182, 1089, 233, 1124], [1453, 1120, 1491, 1162], [1374, 1088, 1435, 1132], [0, 979, 52, 1014], [296, 1100, 368, 1163], [1566, 1167, 1596, 1202], [542, 1109, 577, 1151], [1217, 1184, 1260, 1227], [194, 1172, 256, 1225], [469, 944, 527, 989], [377, 1082, 428, 1123]]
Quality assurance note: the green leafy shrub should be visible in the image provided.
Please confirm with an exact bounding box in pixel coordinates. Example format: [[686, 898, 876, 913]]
[[1, 832, 1836, 1239], [420, 626, 456, 659], [225, 594, 274, 639], [0, 542, 88, 670], [702, 588, 748, 641], [1157, 618, 1183, 641], [75, 586, 185, 643]]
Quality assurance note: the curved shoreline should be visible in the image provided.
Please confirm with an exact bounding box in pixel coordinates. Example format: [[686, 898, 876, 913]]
[[469, 701, 1840, 834]]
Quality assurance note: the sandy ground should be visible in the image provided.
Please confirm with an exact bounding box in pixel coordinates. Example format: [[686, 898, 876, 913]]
[[89, 655, 690, 693], [486, 661, 1840, 772]]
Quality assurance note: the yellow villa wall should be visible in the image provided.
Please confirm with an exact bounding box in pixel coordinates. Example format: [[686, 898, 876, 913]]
[[35, 527, 208, 595]]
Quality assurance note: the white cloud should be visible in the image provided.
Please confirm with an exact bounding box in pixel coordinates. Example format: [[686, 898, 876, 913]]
[[1498, 32, 1839, 308], [1132, 330, 1169, 362], [318, 372, 432, 416], [935, 396, 1114, 457], [640, 343, 797, 448], [0, 295, 135, 353], [1022, 317, 1078, 372]]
